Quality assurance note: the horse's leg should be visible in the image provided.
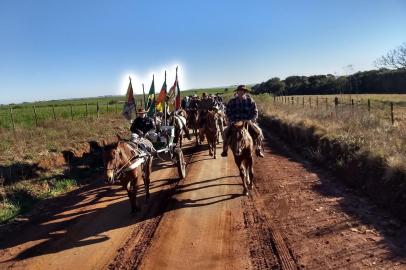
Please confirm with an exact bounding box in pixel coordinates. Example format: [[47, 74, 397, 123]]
[[247, 156, 254, 190], [143, 157, 152, 201], [128, 171, 139, 213], [208, 135, 213, 156], [236, 158, 248, 195], [213, 135, 217, 159]]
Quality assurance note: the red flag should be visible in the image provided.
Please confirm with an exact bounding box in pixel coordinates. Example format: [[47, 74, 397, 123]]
[[122, 77, 136, 120], [156, 71, 167, 112]]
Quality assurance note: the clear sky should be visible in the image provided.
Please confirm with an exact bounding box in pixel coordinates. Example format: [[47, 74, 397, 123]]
[[0, 0, 405, 104]]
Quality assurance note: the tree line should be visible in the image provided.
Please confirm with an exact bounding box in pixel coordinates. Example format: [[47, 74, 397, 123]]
[[253, 43, 406, 96], [252, 68, 406, 96]]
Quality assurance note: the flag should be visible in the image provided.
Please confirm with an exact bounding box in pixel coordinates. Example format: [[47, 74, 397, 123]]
[[146, 75, 156, 117], [122, 77, 136, 120], [167, 78, 177, 111], [168, 66, 179, 111], [156, 71, 167, 112], [175, 68, 181, 110]]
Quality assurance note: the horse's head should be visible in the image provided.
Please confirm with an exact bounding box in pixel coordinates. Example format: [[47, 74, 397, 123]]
[[206, 110, 218, 129], [230, 121, 251, 157], [102, 140, 126, 185]]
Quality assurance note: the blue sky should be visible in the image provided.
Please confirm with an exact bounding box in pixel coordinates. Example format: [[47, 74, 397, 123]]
[[0, 0, 405, 104]]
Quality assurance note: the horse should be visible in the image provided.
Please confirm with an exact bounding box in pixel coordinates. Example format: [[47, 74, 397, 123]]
[[204, 110, 219, 158], [214, 103, 226, 144], [103, 139, 153, 213], [228, 121, 254, 196], [168, 110, 190, 148], [186, 108, 200, 146]]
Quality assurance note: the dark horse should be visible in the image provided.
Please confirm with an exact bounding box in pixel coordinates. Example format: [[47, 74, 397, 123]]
[[103, 139, 153, 213], [187, 108, 200, 146], [204, 110, 219, 159], [229, 121, 254, 196]]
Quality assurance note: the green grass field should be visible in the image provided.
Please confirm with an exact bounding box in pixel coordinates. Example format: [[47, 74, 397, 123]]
[[0, 87, 233, 129]]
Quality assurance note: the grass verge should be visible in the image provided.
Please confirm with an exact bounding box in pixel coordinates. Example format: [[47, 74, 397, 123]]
[[0, 178, 79, 223]]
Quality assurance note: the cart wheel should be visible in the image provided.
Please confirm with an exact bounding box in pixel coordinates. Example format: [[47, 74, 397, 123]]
[[175, 148, 186, 179]]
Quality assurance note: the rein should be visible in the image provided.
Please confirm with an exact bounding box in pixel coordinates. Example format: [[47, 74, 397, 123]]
[[108, 142, 146, 179]]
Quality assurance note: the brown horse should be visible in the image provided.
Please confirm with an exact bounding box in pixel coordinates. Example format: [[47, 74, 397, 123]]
[[103, 139, 152, 213], [187, 108, 200, 146], [204, 110, 219, 158], [229, 121, 254, 195]]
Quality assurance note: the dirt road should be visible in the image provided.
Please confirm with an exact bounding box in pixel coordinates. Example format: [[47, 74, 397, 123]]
[[1, 133, 405, 269]]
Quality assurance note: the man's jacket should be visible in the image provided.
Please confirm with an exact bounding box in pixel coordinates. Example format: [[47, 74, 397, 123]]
[[226, 95, 258, 123], [130, 116, 155, 135]]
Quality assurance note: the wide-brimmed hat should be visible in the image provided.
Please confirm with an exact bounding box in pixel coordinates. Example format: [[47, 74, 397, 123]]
[[202, 92, 208, 97], [136, 108, 147, 114], [234, 85, 250, 92]]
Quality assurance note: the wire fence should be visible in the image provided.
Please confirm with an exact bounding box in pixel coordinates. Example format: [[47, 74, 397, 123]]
[[272, 95, 406, 126], [0, 102, 123, 129]]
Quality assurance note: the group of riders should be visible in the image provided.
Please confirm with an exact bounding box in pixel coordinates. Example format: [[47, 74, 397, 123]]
[[129, 84, 264, 158]]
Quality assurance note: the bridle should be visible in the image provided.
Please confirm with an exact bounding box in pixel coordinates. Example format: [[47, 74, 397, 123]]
[[106, 142, 146, 180]]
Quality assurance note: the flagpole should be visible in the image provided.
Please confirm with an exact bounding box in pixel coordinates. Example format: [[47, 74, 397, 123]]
[[142, 83, 146, 110], [164, 70, 167, 126]]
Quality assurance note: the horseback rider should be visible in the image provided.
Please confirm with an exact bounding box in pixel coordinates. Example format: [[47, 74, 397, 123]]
[[221, 85, 264, 158], [130, 108, 156, 136], [198, 92, 215, 128]]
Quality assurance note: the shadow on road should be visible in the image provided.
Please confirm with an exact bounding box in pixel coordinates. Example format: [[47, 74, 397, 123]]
[[0, 147, 242, 263]]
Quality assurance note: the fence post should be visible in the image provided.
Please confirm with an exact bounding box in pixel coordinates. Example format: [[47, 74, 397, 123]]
[[390, 102, 394, 125], [368, 99, 371, 115], [316, 97, 318, 108], [9, 106, 15, 130], [70, 104, 73, 120], [52, 105, 56, 121], [302, 97, 304, 107], [309, 97, 312, 108], [97, 101, 100, 119], [325, 97, 328, 110], [334, 97, 339, 117], [86, 103, 88, 118], [291, 96, 294, 105], [33, 106, 38, 127]]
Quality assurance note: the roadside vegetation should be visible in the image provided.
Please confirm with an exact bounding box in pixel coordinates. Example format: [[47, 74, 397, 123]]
[[256, 94, 406, 172], [0, 114, 129, 223]]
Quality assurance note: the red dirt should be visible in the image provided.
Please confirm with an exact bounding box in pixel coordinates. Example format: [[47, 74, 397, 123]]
[[0, 134, 405, 269]]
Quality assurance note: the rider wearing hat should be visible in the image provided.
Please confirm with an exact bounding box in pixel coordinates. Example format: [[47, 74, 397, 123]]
[[130, 108, 156, 136], [197, 92, 215, 128], [221, 85, 264, 158]]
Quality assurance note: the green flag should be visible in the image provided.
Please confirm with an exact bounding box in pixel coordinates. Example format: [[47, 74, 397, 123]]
[[147, 75, 156, 116]]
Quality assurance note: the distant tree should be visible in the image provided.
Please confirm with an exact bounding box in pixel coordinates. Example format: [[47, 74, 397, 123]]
[[375, 43, 406, 69], [265, 77, 285, 95]]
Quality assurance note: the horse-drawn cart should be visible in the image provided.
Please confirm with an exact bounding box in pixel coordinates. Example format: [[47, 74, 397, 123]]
[[144, 125, 186, 179]]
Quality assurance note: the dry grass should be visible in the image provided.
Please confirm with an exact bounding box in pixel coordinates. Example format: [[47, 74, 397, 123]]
[[256, 94, 406, 172], [0, 115, 129, 166], [0, 114, 129, 223]]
